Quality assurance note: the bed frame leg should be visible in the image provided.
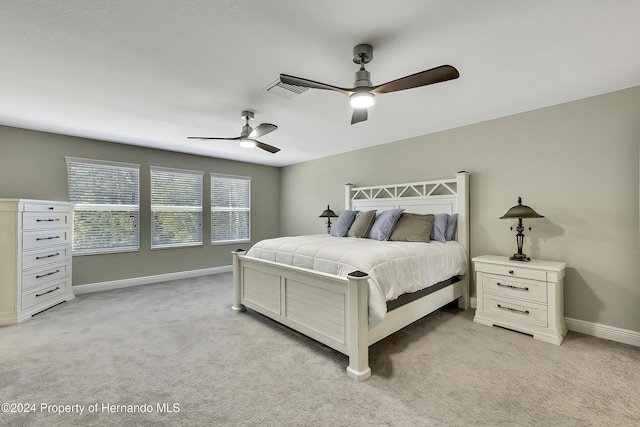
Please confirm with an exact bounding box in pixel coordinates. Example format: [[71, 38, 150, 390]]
[[346, 271, 371, 381], [458, 276, 470, 310], [231, 250, 246, 312]]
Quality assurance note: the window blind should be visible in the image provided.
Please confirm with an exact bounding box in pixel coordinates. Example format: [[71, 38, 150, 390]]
[[211, 174, 251, 244], [66, 157, 140, 255], [151, 167, 203, 249]]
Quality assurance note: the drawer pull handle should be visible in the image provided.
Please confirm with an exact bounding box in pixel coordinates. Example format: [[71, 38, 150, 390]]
[[497, 304, 530, 315], [36, 287, 60, 297], [36, 252, 61, 260], [36, 269, 60, 279], [508, 270, 514, 275], [48, 207, 54, 210], [36, 218, 60, 222], [36, 235, 60, 241], [497, 282, 529, 291]]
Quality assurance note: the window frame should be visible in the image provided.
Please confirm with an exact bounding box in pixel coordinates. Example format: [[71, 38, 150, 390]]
[[66, 156, 141, 256], [150, 166, 204, 250], [210, 173, 251, 246]]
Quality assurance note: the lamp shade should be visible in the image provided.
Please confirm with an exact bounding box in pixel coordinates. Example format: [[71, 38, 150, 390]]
[[500, 197, 544, 219], [319, 205, 338, 218]]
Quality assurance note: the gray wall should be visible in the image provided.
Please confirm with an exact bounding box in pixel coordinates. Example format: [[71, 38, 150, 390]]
[[280, 86, 640, 333], [0, 126, 281, 285]]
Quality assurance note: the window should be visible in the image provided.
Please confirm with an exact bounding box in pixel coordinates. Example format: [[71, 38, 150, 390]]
[[66, 157, 140, 255], [211, 174, 251, 244], [151, 167, 203, 249]]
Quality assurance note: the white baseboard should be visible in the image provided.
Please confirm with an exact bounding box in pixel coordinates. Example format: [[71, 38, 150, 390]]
[[469, 297, 639, 347], [73, 265, 233, 295], [564, 317, 640, 347]]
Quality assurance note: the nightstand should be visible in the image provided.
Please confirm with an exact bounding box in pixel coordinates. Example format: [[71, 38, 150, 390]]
[[473, 255, 567, 345]]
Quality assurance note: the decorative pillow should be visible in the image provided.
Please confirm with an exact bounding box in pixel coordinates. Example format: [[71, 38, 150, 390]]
[[390, 213, 435, 243], [430, 213, 448, 243], [445, 213, 458, 241], [347, 210, 377, 238], [329, 210, 359, 237], [368, 209, 404, 241]]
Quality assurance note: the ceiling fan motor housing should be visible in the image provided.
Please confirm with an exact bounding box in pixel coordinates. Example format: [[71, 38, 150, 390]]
[[241, 124, 252, 138], [354, 68, 372, 88], [353, 44, 373, 90]]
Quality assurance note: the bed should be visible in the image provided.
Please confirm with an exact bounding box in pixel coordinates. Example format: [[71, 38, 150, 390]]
[[232, 172, 470, 381]]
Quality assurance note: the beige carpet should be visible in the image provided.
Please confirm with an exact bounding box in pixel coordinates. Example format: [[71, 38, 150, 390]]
[[1, 272, 638, 426]]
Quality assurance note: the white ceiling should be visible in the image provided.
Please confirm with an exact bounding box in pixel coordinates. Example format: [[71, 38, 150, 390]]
[[2, 1, 640, 167]]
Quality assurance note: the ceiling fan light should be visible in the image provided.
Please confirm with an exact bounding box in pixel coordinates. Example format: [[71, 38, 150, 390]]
[[350, 92, 375, 108], [239, 139, 256, 148]]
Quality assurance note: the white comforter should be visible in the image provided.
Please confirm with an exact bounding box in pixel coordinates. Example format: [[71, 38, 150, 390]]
[[246, 234, 467, 326]]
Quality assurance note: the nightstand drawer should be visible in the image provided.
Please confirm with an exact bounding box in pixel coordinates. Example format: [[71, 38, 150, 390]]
[[483, 274, 547, 303], [484, 295, 547, 327], [475, 262, 547, 281]]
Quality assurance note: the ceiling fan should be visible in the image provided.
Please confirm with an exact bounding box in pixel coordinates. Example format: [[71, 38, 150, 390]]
[[280, 44, 459, 125], [188, 111, 280, 153]]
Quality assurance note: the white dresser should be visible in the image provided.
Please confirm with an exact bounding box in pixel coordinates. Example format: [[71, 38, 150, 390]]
[[0, 199, 75, 325], [473, 255, 567, 345]]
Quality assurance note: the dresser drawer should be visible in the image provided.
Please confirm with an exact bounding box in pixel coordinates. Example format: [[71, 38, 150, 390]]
[[23, 202, 71, 213], [22, 262, 69, 289], [23, 212, 71, 230], [21, 278, 69, 310], [484, 295, 547, 327], [22, 229, 71, 250], [475, 262, 547, 281], [483, 274, 547, 303], [22, 246, 71, 270]]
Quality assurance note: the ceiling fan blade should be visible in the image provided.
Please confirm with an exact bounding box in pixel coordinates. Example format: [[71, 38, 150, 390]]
[[280, 74, 353, 96], [255, 140, 280, 154], [187, 136, 241, 141], [351, 108, 368, 125], [249, 123, 278, 139], [371, 65, 459, 95]]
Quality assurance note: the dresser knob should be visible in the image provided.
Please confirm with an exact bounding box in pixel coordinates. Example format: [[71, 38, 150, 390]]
[[508, 270, 514, 275]]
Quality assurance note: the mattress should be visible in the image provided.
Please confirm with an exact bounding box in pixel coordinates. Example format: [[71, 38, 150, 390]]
[[246, 234, 468, 326]]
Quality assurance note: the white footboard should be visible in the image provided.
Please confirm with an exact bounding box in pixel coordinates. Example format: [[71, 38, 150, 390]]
[[232, 250, 372, 380], [233, 250, 468, 381]]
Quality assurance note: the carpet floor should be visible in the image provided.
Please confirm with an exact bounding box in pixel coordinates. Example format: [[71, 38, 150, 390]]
[[1, 272, 638, 426]]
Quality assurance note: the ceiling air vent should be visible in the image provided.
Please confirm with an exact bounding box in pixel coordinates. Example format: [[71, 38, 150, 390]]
[[264, 78, 309, 99]]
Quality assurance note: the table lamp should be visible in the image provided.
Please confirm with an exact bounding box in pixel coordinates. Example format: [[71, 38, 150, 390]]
[[319, 205, 338, 234], [500, 197, 544, 261]]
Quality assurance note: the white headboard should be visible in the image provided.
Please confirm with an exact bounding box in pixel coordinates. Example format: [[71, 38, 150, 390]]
[[344, 171, 470, 256]]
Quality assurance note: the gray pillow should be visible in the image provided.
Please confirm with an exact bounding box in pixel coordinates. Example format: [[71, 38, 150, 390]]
[[347, 210, 377, 238], [329, 210, 359, 237], [368, 209, 404, 241], [389, 213, 435, 242], [445, 213, 458, 241], [430, 213, 448, 243]]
